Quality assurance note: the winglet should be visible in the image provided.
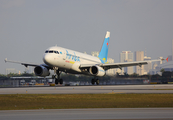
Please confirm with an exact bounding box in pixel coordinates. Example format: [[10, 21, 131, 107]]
[[4, 58, 7, 62], [4, 58, 39, 67]]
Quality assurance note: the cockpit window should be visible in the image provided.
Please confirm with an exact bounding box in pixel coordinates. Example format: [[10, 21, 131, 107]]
[[49, 51, 53, 53], [45, 50, 59, 54]]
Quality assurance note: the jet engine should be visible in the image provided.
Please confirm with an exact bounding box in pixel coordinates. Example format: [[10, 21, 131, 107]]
[[34, 65, 50, 77], [89, 66, 106, 77]]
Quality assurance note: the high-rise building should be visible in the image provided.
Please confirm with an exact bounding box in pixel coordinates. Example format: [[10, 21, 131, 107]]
[[120, 51, 133, 62], [124, 59, 133, 74], [91, 51, 99, 57], [135, 51, 144, 75], [120, 51, 133, 74], [144, 56, 152, 75], [106, 58, 116, 75]]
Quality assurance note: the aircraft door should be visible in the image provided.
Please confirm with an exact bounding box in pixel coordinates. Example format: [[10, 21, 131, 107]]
[[62, 49, 66, 61]]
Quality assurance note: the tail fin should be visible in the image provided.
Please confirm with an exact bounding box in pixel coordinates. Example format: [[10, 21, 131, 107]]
[[98, 31, 110, 63]]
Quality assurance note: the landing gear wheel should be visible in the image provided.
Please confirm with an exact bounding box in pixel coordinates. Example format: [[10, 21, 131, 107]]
[[55, 79, 58, 84], [53, 69, 63, 85], [91, 79, 95, 85], [96, 79, 99, 85], [52, 75, 55, 79], [60, 79, 63, 84]]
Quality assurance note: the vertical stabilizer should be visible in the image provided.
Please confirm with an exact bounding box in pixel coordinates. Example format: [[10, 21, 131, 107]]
[[98, 31, 110, 63]]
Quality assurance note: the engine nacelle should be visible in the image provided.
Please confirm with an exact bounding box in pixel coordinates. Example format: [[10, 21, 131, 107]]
[[89, 66, 106, 77], [34, 65, 50, 77]]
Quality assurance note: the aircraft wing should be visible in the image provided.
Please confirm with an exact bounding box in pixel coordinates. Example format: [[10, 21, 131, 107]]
[[100, 61, 148, 70], [80, 59, 162, 70], [5, 58, 40, 67]]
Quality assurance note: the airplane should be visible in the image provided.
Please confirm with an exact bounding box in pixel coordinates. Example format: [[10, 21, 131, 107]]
[[5, 31, 164, 85]]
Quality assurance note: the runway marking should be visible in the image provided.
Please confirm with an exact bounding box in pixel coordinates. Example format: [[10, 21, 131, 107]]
[[107, 92, 124, 94]]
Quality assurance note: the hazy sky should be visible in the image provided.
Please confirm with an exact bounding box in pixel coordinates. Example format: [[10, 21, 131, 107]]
[[0, 0, 172, 74]]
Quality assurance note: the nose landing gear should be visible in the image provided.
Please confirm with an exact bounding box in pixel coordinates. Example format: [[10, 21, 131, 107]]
[[52, 69, 63, 85]]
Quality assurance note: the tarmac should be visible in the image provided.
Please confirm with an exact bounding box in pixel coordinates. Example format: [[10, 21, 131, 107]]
[[0, 84, 173, 94]]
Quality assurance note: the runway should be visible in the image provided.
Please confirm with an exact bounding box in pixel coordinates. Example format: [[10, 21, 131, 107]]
[[1, 85, 173, 120], [0, 108, 173, 120], [0, 84, 173, 94]]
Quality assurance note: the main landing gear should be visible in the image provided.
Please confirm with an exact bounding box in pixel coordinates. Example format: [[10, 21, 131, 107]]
[[91, 78, 99, 85], [52, 69, 63, 85]]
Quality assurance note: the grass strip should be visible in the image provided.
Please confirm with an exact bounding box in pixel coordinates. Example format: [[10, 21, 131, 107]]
[[153, 89, 173, 90], [0, 94, 173, 110]]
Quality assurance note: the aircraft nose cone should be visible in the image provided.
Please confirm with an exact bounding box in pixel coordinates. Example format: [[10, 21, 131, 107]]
[[43, 54, 52, 65]]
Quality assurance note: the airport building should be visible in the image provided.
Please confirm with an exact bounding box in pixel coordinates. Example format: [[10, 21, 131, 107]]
[[148, 57, 166, 75], [149, 60, 172, 75], [156, 61, 173, 72], [149, 40, 173, 73]]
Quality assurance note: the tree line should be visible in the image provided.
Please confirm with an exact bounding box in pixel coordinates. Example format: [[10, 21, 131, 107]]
[[0, 70, 172, 82]]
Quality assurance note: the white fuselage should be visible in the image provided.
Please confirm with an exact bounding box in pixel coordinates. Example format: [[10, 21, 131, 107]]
[[43, 46, 102, 74]]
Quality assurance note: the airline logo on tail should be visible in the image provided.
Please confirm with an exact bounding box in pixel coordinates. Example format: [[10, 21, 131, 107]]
[[98, 31, 110, 63]]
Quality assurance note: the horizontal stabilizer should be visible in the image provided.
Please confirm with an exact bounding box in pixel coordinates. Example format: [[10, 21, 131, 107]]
[[166, 57, 168, 62]]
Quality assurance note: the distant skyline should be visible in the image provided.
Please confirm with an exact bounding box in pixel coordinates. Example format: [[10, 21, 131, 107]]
[[0, 0, 172, 74], [120, 51, 133, 74]]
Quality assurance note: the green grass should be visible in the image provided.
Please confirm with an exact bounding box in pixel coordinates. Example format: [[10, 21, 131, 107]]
[[153, 89, 173, 90], [0, 94, 173, 110]]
